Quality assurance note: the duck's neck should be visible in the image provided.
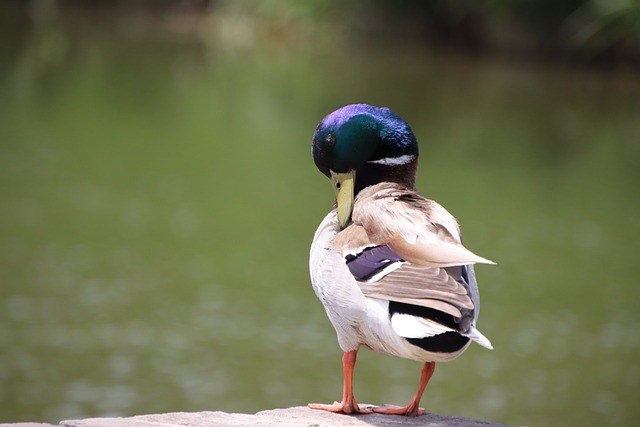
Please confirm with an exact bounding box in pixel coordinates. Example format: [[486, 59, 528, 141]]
[[355, 159, 418, 195]]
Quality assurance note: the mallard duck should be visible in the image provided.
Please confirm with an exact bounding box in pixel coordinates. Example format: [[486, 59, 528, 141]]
[[308, 104, 494, 417]]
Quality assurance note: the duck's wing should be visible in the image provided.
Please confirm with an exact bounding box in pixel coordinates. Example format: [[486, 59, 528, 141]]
[[358, 262, 472, 318], [352, 182, 495, 268], [333, 183, 493, 349]]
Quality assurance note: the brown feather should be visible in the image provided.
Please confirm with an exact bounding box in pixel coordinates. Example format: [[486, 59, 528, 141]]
[[357, 263, 474, 318], [353, 183, 494, 266]]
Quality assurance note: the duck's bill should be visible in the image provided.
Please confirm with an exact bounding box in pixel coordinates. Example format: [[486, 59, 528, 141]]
[[330, 170, 355, 229]]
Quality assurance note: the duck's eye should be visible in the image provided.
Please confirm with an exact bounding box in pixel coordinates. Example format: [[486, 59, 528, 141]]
[[335, 181, 341, 190], [325, 134, 335, 147]]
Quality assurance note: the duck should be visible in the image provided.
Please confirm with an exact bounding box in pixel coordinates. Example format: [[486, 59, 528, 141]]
[[308, 104, 494, 417]]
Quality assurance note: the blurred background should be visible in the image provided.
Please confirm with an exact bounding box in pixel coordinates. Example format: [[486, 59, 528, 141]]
[[1, 1, 639, 426]]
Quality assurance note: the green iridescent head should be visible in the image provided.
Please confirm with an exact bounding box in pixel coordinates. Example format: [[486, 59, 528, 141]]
[[312, 104, 420, 227]]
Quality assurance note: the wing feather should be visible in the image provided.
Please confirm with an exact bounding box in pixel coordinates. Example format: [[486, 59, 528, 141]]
[[358, 263, 473, 319], [331, 183, 494, 340], [353, 183, 495, 267]]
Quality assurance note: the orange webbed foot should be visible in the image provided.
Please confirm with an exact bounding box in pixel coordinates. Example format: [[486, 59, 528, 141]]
[[308, 401, 373, 415], [372, 403, 425, 417]]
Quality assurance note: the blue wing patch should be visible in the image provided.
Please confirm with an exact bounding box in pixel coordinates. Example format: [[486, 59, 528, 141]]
[[345, 245, 404, 282]]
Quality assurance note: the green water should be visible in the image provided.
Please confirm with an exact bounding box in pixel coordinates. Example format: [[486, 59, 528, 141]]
[[1, 12, 639, 427]]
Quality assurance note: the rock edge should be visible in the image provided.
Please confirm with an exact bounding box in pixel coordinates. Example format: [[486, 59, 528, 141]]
[[2, 406, 519, 427]]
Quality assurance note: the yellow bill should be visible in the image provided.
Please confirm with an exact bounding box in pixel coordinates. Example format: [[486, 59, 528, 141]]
[[330, 170, 355, 229]]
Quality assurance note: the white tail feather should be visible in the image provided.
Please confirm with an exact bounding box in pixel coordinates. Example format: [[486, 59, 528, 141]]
[[463, 326, 493, 350]]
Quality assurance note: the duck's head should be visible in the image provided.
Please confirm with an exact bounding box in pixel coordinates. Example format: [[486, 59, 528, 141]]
[[312, 104, 419, 228]]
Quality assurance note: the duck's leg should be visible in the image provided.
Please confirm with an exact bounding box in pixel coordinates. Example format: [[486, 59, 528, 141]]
[[373, 361, 435, 416], [308, 350, 372, 414]]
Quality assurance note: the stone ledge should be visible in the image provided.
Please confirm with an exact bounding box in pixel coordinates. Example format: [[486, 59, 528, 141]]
[[1, 407, 519, 427]]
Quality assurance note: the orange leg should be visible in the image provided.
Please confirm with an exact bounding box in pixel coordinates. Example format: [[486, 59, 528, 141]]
[[373, 361, 436, 416], [308, 350, 372, 414]]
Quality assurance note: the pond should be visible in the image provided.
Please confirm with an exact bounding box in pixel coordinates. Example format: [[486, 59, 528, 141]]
[[1, 9, 639, 427]]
